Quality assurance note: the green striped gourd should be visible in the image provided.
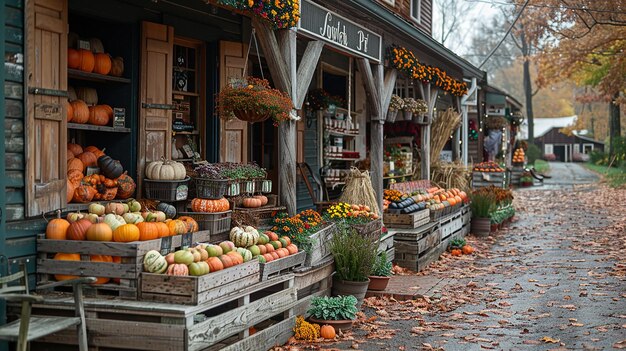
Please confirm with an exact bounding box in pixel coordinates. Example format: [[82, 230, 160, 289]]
[[143, 250, 168, 274]]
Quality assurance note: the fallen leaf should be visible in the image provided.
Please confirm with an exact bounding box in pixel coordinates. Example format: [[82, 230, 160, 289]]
[[542, 336, 560, 343], [614, 341, 626, 349], [523, 340, 541, 345]]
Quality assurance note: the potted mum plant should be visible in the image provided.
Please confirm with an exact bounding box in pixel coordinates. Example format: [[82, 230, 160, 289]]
[[387, 94, 404, 123], [216, 77, 293, 126], [368, 252, 392, 291], [329, 223, 378, 307], [307, 295, 358, 333]]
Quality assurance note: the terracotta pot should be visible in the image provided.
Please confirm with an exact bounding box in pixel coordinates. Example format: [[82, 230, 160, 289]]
[[332, 277, 370, 308], [367, 276, 390, 291], [309, 317, 353, 333], [470, 217, 491, 237]]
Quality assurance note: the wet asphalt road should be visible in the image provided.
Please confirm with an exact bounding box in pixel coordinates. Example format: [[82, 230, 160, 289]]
[[329, 162, 625, 351]]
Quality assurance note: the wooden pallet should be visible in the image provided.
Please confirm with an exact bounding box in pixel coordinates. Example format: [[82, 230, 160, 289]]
[[18, 275, 297, 351], [383, 209, 430, 228], [259, 251, 306, 281], [303, 223, 336, 267], [439, 210, 464, 240], [140, 260, 260, 305], [36, 231, 212, 299], [377, 231, 395, 254], [390, 221, 438, 242]]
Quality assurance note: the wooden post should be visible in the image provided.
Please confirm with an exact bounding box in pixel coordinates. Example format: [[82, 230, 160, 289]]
[[371, 119, 384, 214], [452, 96, 461, 161]]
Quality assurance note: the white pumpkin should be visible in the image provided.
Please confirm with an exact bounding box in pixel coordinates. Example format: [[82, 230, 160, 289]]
[[145, 159, 187, 180], [143, 250, 168, 273], [230, 226, 258, 247], [103, 213, 126, 231]]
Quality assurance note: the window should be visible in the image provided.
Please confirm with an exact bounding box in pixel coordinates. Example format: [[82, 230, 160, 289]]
[[411, 0, 421, 23], [583, 144, 594, 154], [544, 144, 553, 155]]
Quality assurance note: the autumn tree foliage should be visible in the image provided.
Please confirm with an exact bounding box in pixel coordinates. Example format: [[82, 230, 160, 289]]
[[535, 0, 625, 159]]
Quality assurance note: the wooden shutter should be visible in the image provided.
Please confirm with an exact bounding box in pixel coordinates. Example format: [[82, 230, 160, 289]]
[[138, 22, 174, 191], [25, 0, 68, 216], [219, 41, 248, 163]]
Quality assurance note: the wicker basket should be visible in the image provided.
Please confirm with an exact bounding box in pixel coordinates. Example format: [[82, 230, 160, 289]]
[[194, 178, 229, 200], [234, 109, 269, 123], [177, 211, 232, 233], [143, 177, 190, 202]]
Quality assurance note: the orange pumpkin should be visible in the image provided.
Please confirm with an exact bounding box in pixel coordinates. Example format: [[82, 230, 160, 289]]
[[110, 56, 124, 77], [242, 198, 262, 208], [320, 325, 336, 339], [166, 219, 187, 236], [84, 146, 105, 158], [136, 222, 159, 241], [66, 218, 92, 240], [67, 143, 83, 157], [177, 216, 199, 233], [116, 173, 136, 199], [155, 222, 170, 238], [77, 151, 97, 170], [206, 256, 224, 272], [190, 198, 229, 213], [46, 214, 70, 240], [68, 48, 80, 69], [67, 170, 84, 187], [54, 253, 81, 281], [461, 245, 474, 255], [89, 255, 113, 284], [67, 158, 84, 173], [93, 53, 112, 75], [78, 49, 95, 72], [166, 263, 188, 276], [73, 184, 97, 203], [67, 101, 74, 122], [113, 224, 140, 242], [70, 100, 89, 124], [88, 105, 110, 126], [286, 244, 298, 255], [253, 195, 268, 206], [450, 248, 462, 256], [226, 251, 243, 265], [218, 254, 234, 268], [66, 179, 77, 203], [85, 222, 113, 241], [100, 104, 113, 119]]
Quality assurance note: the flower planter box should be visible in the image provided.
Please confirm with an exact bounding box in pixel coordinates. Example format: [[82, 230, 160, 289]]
[[259, 251, 306, 281], [351, 219, 383, 241], [140, 260, 260, 305], [384, 209, 430, 229], [36, 231, 212, 299], [304, 223, 337, 267]]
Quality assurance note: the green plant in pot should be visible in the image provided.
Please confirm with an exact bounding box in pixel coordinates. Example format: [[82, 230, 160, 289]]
[[307, 295, 358, 333], [330, 223, 378, 307], [469, 191, 496, 236], [368, 252, 393, 291]]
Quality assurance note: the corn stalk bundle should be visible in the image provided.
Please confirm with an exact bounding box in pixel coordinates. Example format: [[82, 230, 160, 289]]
[[339, 168, 381, 215], [430, 160, 470, 190], [430, 107, 461, 162]]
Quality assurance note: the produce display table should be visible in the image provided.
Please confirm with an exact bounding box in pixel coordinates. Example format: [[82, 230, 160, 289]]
[[16, 275, 298, 351]]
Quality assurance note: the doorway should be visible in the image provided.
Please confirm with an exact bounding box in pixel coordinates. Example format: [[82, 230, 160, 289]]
[[553, 145, 566, 162], [250, 120, 278, 194]]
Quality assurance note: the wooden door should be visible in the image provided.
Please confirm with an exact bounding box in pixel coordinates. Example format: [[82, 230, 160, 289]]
[[219, 41, 248, 163], [26, 0, 68, 216], [138, 22, 174, 191]]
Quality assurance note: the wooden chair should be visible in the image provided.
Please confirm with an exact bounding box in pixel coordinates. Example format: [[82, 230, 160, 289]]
[[297, 162, 333, 213], [0, 261, 96, 351]]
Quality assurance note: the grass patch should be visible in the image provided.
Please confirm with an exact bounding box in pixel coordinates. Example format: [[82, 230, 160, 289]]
[[584, 163, 626, 187], [533, 160, 550, 174]]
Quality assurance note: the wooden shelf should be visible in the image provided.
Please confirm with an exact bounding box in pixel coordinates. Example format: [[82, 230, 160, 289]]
[[66, 200, 116, 212], [173, 91, 199, 97], [173, 130, 199, 135], [174, 158, 193, 162], [326, 130, 359, 138], [325, 157, 360, 161], [68, 69, 131, 83], [68, 123, 131, 133]]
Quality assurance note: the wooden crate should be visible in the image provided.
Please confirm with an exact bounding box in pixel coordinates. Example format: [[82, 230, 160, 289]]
[[439, 211, 464, 240], [473, 171, 506, 189], [351, 219, 383, 240], [391, 221, 438, 242], [377, 231, 395, 254], [394, 223, 467, 272], [304, 223, 336, 266], [19, 275, 297, 351], [140, 260, 260, 305], [394, 227, 442, 261], [292, 258, 334, 317], [383, 209, 430, 229], [259, 251, 306, 281], [36, 231, 211, 299]]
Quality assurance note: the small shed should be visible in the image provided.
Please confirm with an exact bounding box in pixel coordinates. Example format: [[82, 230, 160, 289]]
[[535, 128, 604, 162]]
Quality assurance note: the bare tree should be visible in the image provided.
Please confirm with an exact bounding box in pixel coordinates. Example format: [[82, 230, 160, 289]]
[[432, 0, 473, 50]]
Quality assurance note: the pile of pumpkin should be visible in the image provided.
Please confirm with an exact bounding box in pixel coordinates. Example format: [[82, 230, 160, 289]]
[[230, 226, 299, 263], [67, 88, 114, 127], [67, 143, 135, 202], [512, 148, 526, 164], [419, 187, 468, 212], [449, 238, 474, 257], [241, 195, 269, 208], [472, 161, 504, 173], [67, 37, 124, 77]]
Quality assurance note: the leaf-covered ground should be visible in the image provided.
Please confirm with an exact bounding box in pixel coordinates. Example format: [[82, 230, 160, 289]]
[[273, 165, 626, 351]]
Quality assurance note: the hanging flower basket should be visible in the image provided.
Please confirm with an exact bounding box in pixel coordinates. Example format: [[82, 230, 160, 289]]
[[402, 110, 413, 121], [233, 109, 270, 123], [386, 109, 399, 123], [413, 113, 430, 125], [217, 77, 293, 126]]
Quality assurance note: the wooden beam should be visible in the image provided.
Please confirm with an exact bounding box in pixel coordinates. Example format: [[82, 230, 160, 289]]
[[371, 120, 384, 215], [356, 58, 381, 118], [295, 41, 324, 109], [381, 69, 398, 116], [252, 19, 290, 94]]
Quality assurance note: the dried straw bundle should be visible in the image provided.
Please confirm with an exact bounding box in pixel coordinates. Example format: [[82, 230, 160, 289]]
[[339, 168, 381, 215], [430, 160, 470, 190], [430, 107, 461, 162]]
